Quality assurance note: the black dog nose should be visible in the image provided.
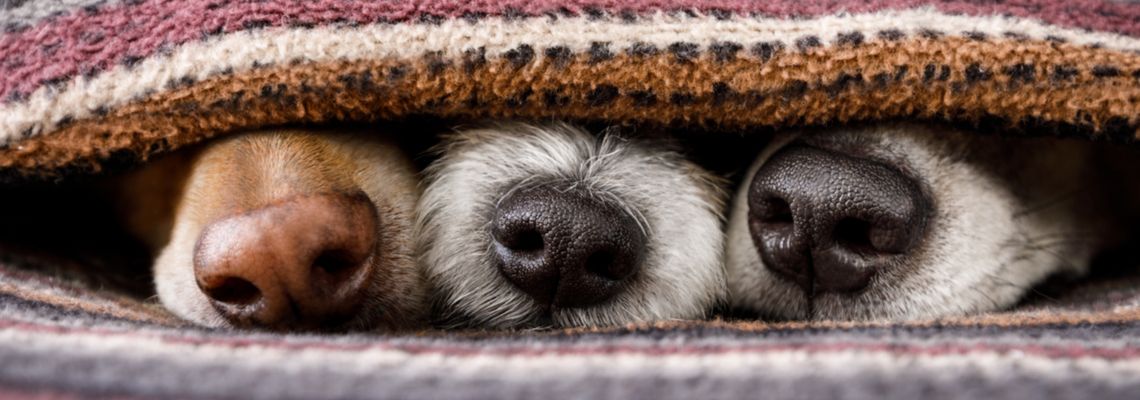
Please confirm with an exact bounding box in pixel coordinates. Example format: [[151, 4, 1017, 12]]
[[747, 144, 932, 294], [492, 185, 647, 308]]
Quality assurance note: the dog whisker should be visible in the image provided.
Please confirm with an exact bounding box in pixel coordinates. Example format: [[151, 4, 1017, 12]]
[[1012, 186, 1089, 219]]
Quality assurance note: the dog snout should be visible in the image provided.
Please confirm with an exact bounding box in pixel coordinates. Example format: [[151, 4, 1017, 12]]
[[193, 192, 378, 330], [491, 185, 647, 308], [747, 144, 932, 295]]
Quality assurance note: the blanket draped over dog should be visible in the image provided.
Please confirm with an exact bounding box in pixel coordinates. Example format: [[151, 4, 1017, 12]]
[[1, 0, 1139, 398]]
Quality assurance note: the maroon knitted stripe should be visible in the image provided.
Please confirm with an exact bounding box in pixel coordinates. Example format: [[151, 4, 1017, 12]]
[[1, 0, 1138, 104]]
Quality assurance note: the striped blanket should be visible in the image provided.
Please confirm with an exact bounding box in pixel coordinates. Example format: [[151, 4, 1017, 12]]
[[2, 0, 1140, 398]]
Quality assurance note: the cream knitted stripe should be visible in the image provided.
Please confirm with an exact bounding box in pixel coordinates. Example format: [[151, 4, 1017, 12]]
[[4, 7, 1140, 144]]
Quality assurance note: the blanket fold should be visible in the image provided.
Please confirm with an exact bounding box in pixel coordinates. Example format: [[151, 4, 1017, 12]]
[[3, 0, 1140, 176], [1, 0, 1139, 398]]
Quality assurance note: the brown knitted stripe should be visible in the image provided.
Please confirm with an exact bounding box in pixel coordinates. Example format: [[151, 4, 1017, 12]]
[[2, 36, 1139, 176]]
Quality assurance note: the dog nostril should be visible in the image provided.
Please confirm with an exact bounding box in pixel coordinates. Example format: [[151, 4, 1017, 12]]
[[756, 197, 794, 224], [502, 229, 545, 254], [586, 250, 624, 281], [312, 249, 359, 278], [833, 218, 875, 254], [202, 277, 261, 306]]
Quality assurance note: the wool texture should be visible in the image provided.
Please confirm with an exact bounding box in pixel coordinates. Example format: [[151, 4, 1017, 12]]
[[1, 248, 1139, 399], [1, 0, 1140, 398], [3, 1, 1140, 176]]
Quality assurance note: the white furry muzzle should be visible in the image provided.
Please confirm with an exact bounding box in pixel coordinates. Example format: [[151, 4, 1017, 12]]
[[417, 122, 727, 328]]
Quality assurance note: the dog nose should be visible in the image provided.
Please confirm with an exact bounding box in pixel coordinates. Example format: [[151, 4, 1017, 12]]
[[747, 144, 932, 294], [193, 192, 378, 330], [491, 185, 647, 308]]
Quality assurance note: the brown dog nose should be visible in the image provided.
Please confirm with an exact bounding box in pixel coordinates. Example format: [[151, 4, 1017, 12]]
[[193, 192, 378, 330], [491, 185, 647, 308], [747, 144, 932, 295]]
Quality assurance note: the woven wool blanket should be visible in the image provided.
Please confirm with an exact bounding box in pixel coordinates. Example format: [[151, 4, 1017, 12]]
[[2, 0, 1140, 398]]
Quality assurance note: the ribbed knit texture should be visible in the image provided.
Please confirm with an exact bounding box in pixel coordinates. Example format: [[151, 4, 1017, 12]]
[[3, 0, 1140, 176], [1, 1, 1139, 398]]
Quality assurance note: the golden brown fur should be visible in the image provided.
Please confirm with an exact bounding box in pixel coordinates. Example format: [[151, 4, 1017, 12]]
[[113, 128, 425, 330]]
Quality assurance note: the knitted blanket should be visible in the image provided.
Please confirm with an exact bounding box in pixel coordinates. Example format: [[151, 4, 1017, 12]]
[[2, 0, 1140, 398]]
